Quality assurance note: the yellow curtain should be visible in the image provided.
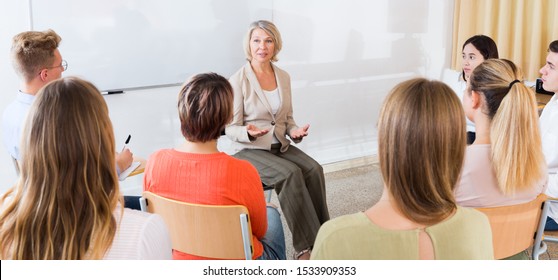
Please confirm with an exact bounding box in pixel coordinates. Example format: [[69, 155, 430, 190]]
[[452, 0, 558, 80]]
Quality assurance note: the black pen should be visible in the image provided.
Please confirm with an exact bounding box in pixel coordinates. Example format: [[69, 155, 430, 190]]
[[122, 134, 131, 152]]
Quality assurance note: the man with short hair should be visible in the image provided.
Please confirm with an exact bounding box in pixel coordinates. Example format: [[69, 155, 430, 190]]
[[2, 29, 132, 174], [3, 29, 65, 160], [539, 39, 558, 231]]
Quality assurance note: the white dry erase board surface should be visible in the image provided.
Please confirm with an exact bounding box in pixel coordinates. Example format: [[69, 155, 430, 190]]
[[30, 0, 272, 91], [0, 0, 455, 196]]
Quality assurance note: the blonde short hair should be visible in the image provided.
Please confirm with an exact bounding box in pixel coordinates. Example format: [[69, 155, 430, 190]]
[[11, 29, 61, 82], [243, 20, 282, 62]]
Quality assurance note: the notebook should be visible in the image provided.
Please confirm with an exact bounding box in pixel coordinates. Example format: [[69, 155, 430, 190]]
[[118, 161, 141, 181]]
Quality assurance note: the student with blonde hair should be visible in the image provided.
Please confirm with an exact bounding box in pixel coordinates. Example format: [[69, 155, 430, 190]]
[[311, 78, 493, 260], [3, 29, 64, 161], [455, 59, 547, 207], [2, 29, 133, 178], [0, 77, 172, 259]]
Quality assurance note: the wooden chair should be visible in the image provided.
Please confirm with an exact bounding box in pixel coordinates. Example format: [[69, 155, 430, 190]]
[[139, 191, 254, 260], [476, 194, 547, 260], [532, 197, 558, 260]]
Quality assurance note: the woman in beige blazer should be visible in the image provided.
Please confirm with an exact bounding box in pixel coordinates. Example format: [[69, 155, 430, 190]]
[[226, 20, 330, 260]]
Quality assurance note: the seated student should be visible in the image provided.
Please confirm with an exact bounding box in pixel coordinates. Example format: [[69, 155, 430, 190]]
[[454, 59, 547, 208], [143, 73, 286, 260], [443, 35, 499, 144], [311, 78, 493, 260], [0, 77, 172, 260], [3, 30, 133, 181], [539, 40, 558, 231]]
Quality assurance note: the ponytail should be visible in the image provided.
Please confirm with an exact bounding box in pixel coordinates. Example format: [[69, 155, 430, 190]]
[[469, 59, 546, 195], [490, 81, 545, 194]]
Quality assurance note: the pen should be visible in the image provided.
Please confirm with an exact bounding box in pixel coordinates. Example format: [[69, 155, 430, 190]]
[[107, 90, 124, 94], [122, 134, 131, 152]]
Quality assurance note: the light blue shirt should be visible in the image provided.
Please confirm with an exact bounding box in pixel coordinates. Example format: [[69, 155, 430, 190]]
[[1, 91, 125, 177], [2, 91, 35, 160]]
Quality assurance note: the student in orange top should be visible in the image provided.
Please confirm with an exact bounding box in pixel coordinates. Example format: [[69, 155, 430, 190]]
[[143, 72, 286, 260]]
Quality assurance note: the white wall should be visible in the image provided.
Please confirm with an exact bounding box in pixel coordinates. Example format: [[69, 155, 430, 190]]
[[31, 0, 273, 91], [271, 0, 454, 164], [0, 1, 30, 194], [0, 0, 455, 195]]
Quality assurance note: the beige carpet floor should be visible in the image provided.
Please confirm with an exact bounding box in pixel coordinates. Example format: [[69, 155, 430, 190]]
[[270, 163, 558, 260]]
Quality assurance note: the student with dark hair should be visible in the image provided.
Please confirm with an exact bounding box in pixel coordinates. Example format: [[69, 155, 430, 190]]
[[539, 40, 558, 231], [445, 35, 499, 144], [144, 73, 286, 260], [461, 35, 499, 82]]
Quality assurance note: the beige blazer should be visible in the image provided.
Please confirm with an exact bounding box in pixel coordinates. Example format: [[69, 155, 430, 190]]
[[226, 62, 300, 153]]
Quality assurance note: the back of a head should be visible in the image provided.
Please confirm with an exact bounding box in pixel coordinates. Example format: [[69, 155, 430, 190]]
[[0, 77, 119, 259], [468, 59, 546, 195], [178, 72, 233, 143], [11, 29, 61, 82], [378, 78, 466, 225]]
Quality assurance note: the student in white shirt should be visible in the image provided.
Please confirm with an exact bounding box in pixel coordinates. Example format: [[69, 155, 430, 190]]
[[2, 29, 133, 173], [539, 40, 558, 231], [444, 35, 499, 144], [0, 77, 172, 259]]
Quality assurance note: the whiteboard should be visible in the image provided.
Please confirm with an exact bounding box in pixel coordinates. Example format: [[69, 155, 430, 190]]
[[31, 0, 272, 91]]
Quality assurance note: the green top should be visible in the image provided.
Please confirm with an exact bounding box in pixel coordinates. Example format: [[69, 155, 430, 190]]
[[311, 207, 494, 260]]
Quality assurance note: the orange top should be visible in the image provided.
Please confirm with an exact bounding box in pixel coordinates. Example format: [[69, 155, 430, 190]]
[[143, 149, 266, 259]]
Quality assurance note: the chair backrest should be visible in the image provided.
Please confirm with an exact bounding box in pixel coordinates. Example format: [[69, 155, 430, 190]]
[[476, 193, 547, 259], [140, 191, 254, 260]]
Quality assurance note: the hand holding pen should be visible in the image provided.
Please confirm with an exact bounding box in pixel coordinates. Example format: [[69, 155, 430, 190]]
[[116, 134, 133, 172], [122, 134, 131, 152]]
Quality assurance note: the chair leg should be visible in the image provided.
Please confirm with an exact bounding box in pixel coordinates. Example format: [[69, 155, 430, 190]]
[[239, 213, 253, 260], [533, 201, 550, 260], [139, 197, 148, 212]]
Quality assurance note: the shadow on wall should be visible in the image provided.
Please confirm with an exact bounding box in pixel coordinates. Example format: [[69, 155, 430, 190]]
[[269, 0, 430, 164]]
